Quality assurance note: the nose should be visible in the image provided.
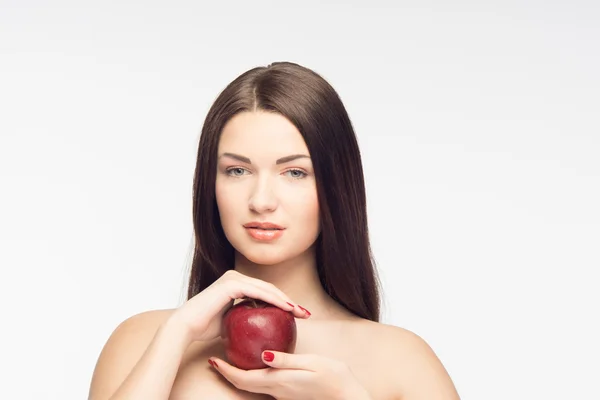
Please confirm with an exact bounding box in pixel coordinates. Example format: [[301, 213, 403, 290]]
[[248, 176, 278, 213]]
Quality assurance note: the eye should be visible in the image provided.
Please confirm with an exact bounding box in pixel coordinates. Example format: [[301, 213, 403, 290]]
[[226, 167, 248, 177], [284, 169, 308, 179]]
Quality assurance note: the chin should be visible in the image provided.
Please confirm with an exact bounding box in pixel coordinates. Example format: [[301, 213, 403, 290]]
[[226, 229, 320, 267], [235, 242, 318, 268], [240, 248, 290, 266]]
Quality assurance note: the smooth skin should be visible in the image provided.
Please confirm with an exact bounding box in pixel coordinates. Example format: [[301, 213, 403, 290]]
[[88, 111, 461, 399]]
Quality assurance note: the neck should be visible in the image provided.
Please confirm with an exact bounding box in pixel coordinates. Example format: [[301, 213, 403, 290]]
[[233, 248, 354, 321]]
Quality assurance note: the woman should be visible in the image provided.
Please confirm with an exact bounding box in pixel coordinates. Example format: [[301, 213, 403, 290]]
[[88, 62, 460, 399]]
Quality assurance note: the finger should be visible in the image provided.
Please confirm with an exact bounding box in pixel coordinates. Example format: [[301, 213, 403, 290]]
[[225, 280, 309, 319], [234, 273, 300, 307], [242, 278, 311, 319], [260, 351, 328, 372], [224, 271, 293, 307], [208, 357, 272, 394], [225, 280, 295, 313], [251, 280, 297, 306]]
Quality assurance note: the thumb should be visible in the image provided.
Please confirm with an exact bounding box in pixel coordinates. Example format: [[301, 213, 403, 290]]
[[261, 350, 323, 371]]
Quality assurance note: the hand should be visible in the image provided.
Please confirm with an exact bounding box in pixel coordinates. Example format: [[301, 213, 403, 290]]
[[207, 351, 372, 400], [170, 270, 310, 343]]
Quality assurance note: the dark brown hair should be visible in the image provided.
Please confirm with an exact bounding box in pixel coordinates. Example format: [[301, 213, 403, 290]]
[[188, 61, 382, 322]]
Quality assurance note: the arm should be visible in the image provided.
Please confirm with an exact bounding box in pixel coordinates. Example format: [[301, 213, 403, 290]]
[[88, 271, 308, 400], [88, 310, 191, 400]]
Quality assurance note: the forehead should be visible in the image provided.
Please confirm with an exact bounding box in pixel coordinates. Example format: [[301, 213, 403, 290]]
[[218, 111, 309, 154]]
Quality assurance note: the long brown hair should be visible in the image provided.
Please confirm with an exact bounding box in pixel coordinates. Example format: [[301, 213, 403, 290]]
[[188, 62, 382, 322]]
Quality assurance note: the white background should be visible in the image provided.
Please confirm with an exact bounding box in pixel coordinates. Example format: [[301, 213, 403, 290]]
[[1, 1, 599, 399]]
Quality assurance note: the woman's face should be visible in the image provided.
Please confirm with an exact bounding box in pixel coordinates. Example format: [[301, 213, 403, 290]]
[[215, 111, 321, 266]]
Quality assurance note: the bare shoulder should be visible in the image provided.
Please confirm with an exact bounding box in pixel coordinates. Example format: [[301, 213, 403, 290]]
[[88, 308, 176, 400], [358, 320, 461, 400]]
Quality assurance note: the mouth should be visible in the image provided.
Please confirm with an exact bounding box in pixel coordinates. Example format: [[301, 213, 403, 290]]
[[242, 222, 285, 230], [244, 225, 286, 241]]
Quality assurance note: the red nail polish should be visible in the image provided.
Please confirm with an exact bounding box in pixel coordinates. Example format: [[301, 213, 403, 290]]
[[286, 302, 295, 308], [263, 351, 275, 362], [208, 359, 214, 367], [298, 305, 311, 316], [212, 360, 219, 368]]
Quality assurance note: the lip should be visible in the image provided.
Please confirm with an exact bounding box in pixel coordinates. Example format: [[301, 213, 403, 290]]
[[243, 221, 285, 242], [245, 227, 285, 241], [243, 222, 285, 230]]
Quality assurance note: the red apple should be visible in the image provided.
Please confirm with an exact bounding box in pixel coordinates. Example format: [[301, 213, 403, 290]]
[[221, 298, 297, 370]]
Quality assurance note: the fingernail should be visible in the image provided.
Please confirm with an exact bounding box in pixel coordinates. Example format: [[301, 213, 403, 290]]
[[286, 302, 295, 308], [263, 351, 275, 362], [208, 359, 214, 367], [298, 305, 311, 316]]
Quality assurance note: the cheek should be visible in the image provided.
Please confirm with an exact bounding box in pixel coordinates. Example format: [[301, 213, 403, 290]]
[[286, 188, 320, 223], [215, 181, 237, 222]]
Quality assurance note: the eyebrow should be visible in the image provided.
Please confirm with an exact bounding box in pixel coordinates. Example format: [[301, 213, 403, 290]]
[[219, 152, 311, 165]]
